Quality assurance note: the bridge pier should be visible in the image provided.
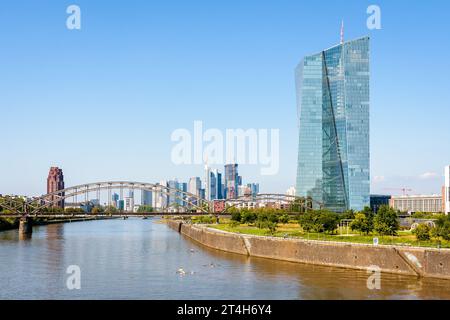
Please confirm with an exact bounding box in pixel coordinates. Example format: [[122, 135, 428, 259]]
[[19, 217, 33, 235]]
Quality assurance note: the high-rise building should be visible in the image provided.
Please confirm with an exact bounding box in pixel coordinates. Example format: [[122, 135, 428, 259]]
[[286, 186, 296, 197], [47, 167, 65, 208], [124, 197, 134, 212], [445, 165, 450, 215], [247, 183, 260, 197], [295, 36, 370, 212], [224, 164, 239, 199], [111, 193, 119, 208], [153, 181, 168, 209], [188, 177, 202, 205], [204, 164, 211, 201], [142, 190, 152, 206], [167, 180, 178, 207], [216, 172, 223, 199], [208, 170, 218, 200]]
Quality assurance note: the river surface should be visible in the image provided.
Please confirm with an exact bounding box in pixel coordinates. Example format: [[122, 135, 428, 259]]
[[0, 218, 450, 300]]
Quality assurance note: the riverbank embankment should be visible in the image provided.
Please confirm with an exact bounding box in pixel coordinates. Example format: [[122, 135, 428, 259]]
[[167, 220, 450, 280]]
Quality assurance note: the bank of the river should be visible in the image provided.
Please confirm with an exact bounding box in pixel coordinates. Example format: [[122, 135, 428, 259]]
[[0, 218, 18, 232], [0, 216, 117, 232], [167, 220, 450, 280]]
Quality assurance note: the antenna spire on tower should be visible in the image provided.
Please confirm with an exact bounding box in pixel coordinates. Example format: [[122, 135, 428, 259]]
[[340, 20, 344, 44]]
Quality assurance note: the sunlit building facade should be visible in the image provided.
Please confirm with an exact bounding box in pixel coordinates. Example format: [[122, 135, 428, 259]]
[[295, 37, 370, 212]]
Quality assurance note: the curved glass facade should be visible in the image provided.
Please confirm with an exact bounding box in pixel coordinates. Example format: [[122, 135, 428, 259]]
[[295, 37, 370, 212]]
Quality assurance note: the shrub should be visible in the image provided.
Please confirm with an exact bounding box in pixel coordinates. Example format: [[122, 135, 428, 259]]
[[279, 214, 290, 224], [413, 224, 431, 241], [432, 215, 450, 241], [193, 215, 214, 224], [241, 211, 257, 224], [230, 210, 242, 223], [229, 220, 240, 228], [268, 213, 279, 224]]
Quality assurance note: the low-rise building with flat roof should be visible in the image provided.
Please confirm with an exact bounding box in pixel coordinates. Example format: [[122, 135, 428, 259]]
[[390, 194, 443, 214]]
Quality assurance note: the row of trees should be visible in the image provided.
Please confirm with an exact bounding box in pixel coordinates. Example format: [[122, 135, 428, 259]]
[[228, 205, 403, 236]]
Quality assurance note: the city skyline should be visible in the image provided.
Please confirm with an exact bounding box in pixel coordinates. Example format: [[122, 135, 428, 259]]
[[1, 1, 449, 197]]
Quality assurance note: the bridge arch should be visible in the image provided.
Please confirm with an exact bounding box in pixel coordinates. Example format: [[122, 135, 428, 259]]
[[23, 181, 210, 215]]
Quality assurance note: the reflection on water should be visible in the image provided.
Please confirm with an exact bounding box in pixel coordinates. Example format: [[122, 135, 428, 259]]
[[0, 218, 449, 300]]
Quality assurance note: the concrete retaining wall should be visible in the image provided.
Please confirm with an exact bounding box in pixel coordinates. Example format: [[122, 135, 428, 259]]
[[168, 220, 450, 280]]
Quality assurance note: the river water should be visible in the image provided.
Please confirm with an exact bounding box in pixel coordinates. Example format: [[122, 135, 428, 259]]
[[0, 218, 449, 300]]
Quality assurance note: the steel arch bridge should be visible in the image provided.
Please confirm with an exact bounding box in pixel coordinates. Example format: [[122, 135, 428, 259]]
[[0, 181, 322, 217], [0, 181, 210, 216]]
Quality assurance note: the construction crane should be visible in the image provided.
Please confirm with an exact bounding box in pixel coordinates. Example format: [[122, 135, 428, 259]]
[[383, 187, 413, 196]]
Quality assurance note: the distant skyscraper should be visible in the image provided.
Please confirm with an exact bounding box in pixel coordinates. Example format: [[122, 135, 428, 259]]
[[209, 170, 217, 200], [112, 193, 119, 207], [445, 166, 450, 215], [286, 186, 296, 197], [124, 197, 134, 212], [47, 167, 65, 208], [142, 190, 152, 206], [188, 177, 202, 205], [295, 36, 370, 212], [216, 172, 223, 200], [167, 180, 178, 207], [204, 164, 211, 201], [247, 183, 260, 197], [224, 164, 239, 199]]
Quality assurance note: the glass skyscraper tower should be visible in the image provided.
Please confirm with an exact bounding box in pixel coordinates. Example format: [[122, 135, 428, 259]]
[[295, 36, 370, 212]]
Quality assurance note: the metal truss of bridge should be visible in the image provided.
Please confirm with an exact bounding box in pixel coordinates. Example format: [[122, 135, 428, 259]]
[[0, 181, 321, 217]]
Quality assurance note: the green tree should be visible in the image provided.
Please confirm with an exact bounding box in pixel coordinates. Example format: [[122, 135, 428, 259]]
[[374, 205, 399, 236], [341, 209, 356, 220], [317, 210, 339, 234], [298, 211, 317, 233], [413, 224, 431, 241], [350, 208, 374, 235]]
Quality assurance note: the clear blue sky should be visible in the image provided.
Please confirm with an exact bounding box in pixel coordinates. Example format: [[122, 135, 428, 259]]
[[1, 0, 449, 196]]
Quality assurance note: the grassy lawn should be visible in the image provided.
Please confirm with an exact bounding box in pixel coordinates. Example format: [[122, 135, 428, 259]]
[[207, 220, 450, 249]]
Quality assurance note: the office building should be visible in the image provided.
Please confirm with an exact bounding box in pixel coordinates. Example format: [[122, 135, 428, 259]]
[[247, 183, 260, 197], [370, 194, 391, 213], [225, 164, 239, 199], [111, 193, 119, 208], [124, 197, 134, 212], [142, 190, 152, 206], [295, 36, 370, 212], [47, 167, 65, 208], [216, 171, 223, 199], [286, 186, 296, 197], [445, 165, 450, 215], [390, 195, 443, 214]]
